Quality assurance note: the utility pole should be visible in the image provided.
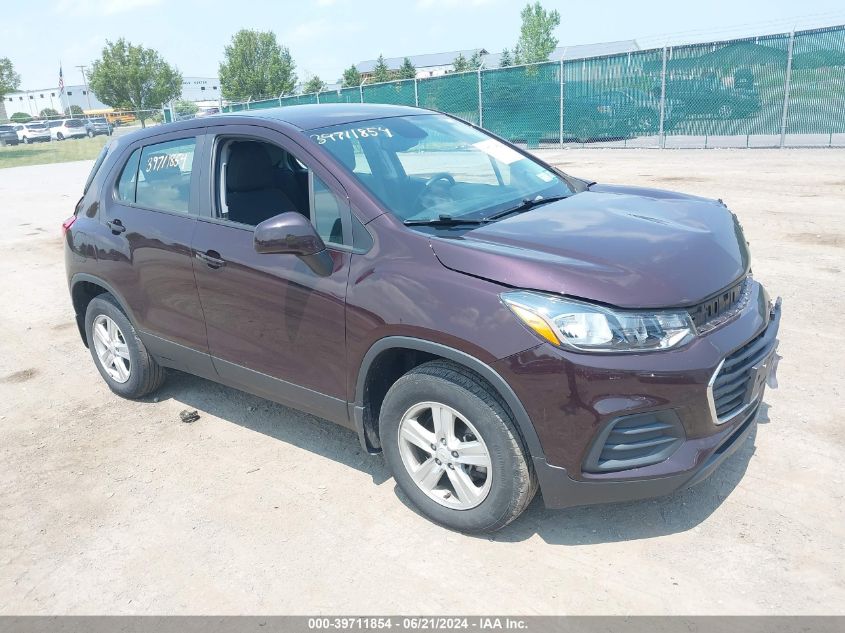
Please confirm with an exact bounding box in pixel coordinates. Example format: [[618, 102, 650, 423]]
[[76, 65, 92, 112]]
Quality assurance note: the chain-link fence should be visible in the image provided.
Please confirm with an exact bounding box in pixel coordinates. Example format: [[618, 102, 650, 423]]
[[218, 24, 845, 149]]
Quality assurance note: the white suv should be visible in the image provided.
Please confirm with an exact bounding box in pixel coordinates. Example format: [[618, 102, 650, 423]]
[[50, 118, 88, 141], [15, 122, 51, 143]]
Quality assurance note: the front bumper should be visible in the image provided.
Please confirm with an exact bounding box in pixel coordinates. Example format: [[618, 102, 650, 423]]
[[494, 281, 781, 509]]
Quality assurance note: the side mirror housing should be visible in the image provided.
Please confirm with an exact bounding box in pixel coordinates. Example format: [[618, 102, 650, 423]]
[[253, 212, 333, 276], [254, 211, 325, 256]]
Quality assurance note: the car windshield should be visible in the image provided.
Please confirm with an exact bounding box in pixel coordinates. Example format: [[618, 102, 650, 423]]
[[307, 114, 572, 223]]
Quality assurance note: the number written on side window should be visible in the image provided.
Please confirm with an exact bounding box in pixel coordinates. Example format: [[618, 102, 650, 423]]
[[134, 138, 196, 214]]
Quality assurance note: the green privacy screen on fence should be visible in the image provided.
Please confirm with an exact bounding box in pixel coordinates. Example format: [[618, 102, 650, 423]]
[[220, 24, 845, 147]]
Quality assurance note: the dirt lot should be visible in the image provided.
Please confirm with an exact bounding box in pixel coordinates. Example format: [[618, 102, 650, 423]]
[[0, 149, 843, 614]]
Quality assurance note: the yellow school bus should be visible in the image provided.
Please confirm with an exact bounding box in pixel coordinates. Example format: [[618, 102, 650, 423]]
[[84, 108, 136, 126]]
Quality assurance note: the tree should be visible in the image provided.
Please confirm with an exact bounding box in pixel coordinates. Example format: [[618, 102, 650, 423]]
[[452, 53, 469, 73], [89, 39, 182, 128], [0, 57, 20, 100], [64, 104, 84, 116], [371, 54, 392, 83], [303, 75, 327, 94], [40, 108, 60, 119], [398, 57, 416, 80], [174, 100, 198, 116], [342, 64, 362, 87], [468, 51, 483, 70], [219, 29, 296, 100], [10, 112, 31, 123], [499, 49, 513, 68], [514, 2, 560, 64]]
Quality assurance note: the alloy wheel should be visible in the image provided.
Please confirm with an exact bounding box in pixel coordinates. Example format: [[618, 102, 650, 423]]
[[91, 314, 131, 383], [397, 401, 492, 510]]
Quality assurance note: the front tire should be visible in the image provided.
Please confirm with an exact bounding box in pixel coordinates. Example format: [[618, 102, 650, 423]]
[[56, 133, 64, 141], [23, 136, 31, 144], [84, 294, 166, 399], [379, 360, 537, 533]]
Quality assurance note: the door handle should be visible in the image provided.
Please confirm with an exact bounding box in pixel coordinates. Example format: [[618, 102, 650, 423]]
[[107, 219, 126, 234], [196, 250, 226, 269]]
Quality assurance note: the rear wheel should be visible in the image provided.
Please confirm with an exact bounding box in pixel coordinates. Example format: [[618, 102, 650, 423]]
[[23, 136, 31, 144], [85, 294, 166, 399], [379, 360, 537, 533], [87, 130, 95, 138], [56, 132, 64, 141]]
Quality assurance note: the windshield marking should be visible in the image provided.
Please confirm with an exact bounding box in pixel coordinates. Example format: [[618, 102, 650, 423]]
[[471, 138, 523, 165]]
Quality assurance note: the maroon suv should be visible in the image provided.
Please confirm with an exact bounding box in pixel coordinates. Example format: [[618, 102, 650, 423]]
[[63, 104, 781, 532]]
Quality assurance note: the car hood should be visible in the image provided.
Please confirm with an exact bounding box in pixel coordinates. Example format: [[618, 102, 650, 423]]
[[430, 184, 749, 309]]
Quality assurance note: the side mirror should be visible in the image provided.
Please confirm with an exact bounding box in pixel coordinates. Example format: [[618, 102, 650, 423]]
[[253, 212, 333, 276]]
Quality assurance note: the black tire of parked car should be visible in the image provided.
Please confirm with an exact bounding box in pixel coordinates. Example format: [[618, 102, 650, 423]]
[[87, 130, 95, 138], [84, 294, 167, 399], [56, 133, 64, 141], [379, 360, 538, 533], [23, 137, 30, 144]]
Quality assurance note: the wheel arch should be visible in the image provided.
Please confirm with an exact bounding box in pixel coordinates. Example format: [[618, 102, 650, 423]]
[[70, 273, 138, 347], [353, 337, 545, 461]]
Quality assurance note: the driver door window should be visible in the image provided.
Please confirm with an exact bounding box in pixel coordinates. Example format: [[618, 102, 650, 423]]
[[216, 138, 348, 247]]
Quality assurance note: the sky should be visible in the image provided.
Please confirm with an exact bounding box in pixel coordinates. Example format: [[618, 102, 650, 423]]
[[3, 0, 845, 90]]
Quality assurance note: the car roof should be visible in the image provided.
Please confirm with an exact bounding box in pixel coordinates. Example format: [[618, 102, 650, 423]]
[[113, 103, 436, 148]]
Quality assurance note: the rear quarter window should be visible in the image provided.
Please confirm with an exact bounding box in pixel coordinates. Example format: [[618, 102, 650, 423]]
[[84, 143, 111, 194]]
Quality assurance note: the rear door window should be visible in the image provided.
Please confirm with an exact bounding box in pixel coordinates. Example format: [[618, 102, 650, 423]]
[[135, 138, 196, 214]]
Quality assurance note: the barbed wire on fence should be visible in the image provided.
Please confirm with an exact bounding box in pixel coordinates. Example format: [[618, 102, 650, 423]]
[[192, 23, 845, 149]]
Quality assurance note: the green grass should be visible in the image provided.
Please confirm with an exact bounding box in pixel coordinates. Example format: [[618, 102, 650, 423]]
[[0, 136, 110, 169]]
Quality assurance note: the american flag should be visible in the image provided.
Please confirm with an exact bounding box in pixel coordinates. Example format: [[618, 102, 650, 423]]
[[58, 66, 64, 95]]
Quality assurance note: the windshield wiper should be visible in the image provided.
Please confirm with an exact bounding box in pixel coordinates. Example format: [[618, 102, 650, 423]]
[[403, 215, 488, 227], [483, 195, 569, 222]]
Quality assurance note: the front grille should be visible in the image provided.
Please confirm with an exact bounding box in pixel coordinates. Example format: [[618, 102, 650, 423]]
[[583, 410, 685, 473], [711, 329, 776, 419], [688, 278, 749, 332]]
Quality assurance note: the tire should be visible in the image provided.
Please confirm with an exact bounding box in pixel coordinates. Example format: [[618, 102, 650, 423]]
[[379, 360, 537, 533], [56, 133, 64, 141], [23, 137, 30, 144], [84, 294, 166, 399], [87, 130, 94, 138]]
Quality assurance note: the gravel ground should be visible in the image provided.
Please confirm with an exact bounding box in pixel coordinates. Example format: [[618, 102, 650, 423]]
[[0, 149, 842, 615]]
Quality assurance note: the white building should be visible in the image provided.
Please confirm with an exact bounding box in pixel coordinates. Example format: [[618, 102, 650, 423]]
[[2, 76, 220, 119]]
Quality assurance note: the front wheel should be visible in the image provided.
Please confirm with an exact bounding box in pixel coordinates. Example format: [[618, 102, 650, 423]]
[[23, 136, 31, 144], [87, 130, 95, 138], [85, 294, 166, 399], [379, 360, 537, 533], [56, 133, 64, 141]]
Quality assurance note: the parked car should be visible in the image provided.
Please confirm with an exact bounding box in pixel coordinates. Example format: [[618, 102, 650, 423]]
[[0, 124, 19, 146], [63, 104, 781, 532], [196, 106, 220, 118], [85, 117, 113, 137], [50, 118, 88, 141], [658, 69, 761, 119], [15, 122, 51, 143]]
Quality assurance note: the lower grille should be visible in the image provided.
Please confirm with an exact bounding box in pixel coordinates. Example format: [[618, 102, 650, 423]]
[[710, 328, 777, 420], [583, 410, 685, 473]]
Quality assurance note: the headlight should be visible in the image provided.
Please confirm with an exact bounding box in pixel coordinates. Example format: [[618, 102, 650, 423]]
[[501, 290, 696, 353]]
